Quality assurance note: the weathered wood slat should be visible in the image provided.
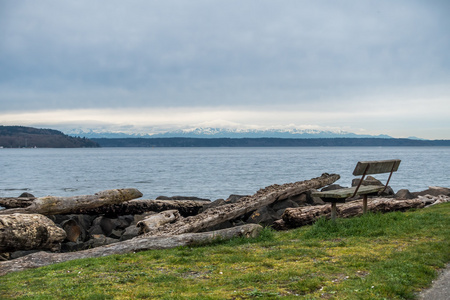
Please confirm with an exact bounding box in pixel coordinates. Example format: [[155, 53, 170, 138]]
[[353, 159, 401, 176], [311, 185, 385, 200]]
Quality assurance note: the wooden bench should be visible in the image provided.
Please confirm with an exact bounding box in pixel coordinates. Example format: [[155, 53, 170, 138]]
[[311, 159, 401, 220]]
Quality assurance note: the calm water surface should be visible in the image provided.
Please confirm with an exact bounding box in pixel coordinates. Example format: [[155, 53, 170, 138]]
[[1, 147, 449, 200]]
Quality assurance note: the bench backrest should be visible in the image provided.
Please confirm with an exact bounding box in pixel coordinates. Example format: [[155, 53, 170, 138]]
[[353, 159, 401, 176]]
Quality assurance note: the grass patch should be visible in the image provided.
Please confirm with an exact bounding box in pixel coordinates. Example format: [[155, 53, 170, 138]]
[[0, 203, 449, 299]]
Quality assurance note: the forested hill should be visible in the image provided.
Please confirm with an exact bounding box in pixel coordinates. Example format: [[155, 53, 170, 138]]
[[0, 126, 99, 148], [91, 137, 450, 147]]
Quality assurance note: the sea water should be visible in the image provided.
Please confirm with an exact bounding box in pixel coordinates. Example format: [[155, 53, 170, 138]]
[[1, 147, 449, 201]]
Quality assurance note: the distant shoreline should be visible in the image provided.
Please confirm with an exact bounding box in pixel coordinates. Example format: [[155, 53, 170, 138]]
[[91, 137, 450, 147]]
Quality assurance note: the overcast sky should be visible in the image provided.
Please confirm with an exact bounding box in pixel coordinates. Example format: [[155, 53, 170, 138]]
[[1, 0, 449, 139]]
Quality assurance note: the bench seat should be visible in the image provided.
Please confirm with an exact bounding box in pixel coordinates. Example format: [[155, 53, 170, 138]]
[[309, 159, 400, 220], [311, 185, 385, 202]]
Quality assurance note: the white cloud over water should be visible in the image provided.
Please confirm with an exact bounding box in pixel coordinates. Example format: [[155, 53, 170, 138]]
[[1, 0, 449, 139]]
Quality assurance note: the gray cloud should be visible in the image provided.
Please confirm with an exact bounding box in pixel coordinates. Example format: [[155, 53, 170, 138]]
[[0, 0, 449, 138]]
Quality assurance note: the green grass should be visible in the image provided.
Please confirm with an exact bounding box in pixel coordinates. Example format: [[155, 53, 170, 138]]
[[1, 203, 449, 299]]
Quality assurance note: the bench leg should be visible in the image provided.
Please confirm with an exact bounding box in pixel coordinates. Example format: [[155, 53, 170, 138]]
[[331, 202, 337, 221], [363, 195, 368, 214]]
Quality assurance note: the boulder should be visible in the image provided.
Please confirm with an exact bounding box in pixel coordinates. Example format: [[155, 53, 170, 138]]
[[306, 190, 325, 205], [351, 176, 394, 197], [226, 194, 248, 203], [84, 234, 119, 248], [246, 206, 277, 226], [288, 193, 308, 206], [61, 219, 82, 242], [320, 184, 346, 191], [19, 192, 35, 198], [110, 229, 125, 239], [395, 189, 415, 199], [120, 225, 140, 241], [199, 199, 227, 213], [379, 186, 395, 197], [61, 241, 85, 252], [88, 224, 104, 236], [272, 199, 299, 211], [92, 216, 115, 237], [352, 176, 383, 187]]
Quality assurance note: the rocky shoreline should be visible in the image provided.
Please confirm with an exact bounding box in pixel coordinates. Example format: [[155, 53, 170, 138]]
[[1, 176, 449, 262]]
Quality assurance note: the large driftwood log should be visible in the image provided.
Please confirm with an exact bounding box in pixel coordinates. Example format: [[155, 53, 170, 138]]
[[71, 199, 208, 217], [0, 197, 35, 209], [0, 224, 263, 276], [142, 173, 340, 237], [0, 189, 143, 215], [0, 214, 66, 252], [137, 210, 181, 234], [276, 198, 425, 229]]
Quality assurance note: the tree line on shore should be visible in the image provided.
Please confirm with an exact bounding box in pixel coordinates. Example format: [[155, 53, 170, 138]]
[[92, 137, 450, 147], [2, 125, 450, 148], [0, 126, 99, 148]]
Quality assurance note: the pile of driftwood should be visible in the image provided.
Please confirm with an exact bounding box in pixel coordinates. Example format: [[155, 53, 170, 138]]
[[1, 173, 449, 276]]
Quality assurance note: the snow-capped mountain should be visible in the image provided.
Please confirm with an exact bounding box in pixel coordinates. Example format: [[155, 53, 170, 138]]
[[67, 126, 392, 139]]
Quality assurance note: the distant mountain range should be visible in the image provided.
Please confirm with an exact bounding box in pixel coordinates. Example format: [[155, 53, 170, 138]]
[[2, 126, 448, 148], [67, 127, 395, 139]]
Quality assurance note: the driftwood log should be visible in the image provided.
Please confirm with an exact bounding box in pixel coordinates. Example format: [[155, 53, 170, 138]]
[[0, 214, 66, 252], [142, 173, 340, 237], [0, 197, 35, 209], [274, 198, 425, 229], [137, 210, 181, 234], [71, 199, 208, 217], [0, 224, 263, 276], [0, 189, 143, 215]]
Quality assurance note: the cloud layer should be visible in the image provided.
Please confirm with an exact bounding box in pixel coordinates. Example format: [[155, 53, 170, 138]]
[[1, 0, 449, 138]]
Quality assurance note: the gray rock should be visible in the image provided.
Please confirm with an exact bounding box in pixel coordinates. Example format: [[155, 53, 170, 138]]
[[379, 186, 395, 197], [306, 190, 325, 205], [226, 194, 248, 203], [92, 216, 115, 236], [88, 224, 104, 236], [396, 189, 415, 199], [61, 219, 82, 242], [352, 175, 383, 187], [19, 192, 35, 198], [246, 206, 277, 226], [120, 225, 140, 241], [61, 241, 85, 252], [200, 199, 227, 213], [271, 199, 299, 211], [118, 215, 134, 226], [110, 229, 125, 239], [320, 184, 346, 191], [85, 234, 119, 248], [288, 193, 308, 206]]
